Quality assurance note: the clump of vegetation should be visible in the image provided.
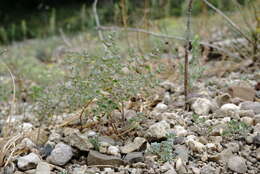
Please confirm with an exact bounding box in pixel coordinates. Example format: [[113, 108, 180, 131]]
[[149, 134, 176, 162], [33, 33, 160, 133], [222, 120, 251, 137]]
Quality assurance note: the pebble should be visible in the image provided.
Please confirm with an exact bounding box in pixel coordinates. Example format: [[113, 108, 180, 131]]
[[17, 153, 40, 171], [47, 142, 73, 166], [227, 155, 247, 173]]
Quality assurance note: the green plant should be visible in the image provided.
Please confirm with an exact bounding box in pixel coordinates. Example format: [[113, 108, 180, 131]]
[[222, 120, 250, 136], [89, 136, 100, 151], [149, 133, 176, 162]]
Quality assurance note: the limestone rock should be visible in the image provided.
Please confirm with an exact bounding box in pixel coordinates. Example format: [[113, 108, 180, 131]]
[[35, 162, 50, 174], [87, 150, 124, 166], [47, 142, 73, 166], [120, 137, 146, 154], [146, 120, 170, 139], [227, 155, 247, 173], [17, 153, 40, 171], [192, 98, 213, 115], [63, 128, 93, 151], [240, 101, 260, 114]]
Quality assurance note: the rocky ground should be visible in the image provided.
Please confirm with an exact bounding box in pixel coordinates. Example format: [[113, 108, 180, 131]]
[[0, 60, 260, 174]]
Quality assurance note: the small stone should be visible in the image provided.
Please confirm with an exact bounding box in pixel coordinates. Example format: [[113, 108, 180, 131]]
[[120, 137, 146, 154], [240, 117, 254, 126], [63, 128, 93, 151], [228, 86, 255, 101], [172, 125, 188, 137], [17, 153, 40, 171], [240, 101, 260, 114], [227, 155, 247, 173], [87, 151, 124, 166], [107, 146, 120, 156], [187, 140, 205, 153], [153, 103, 168, 113], [221, 103, 240, 111], [253, 134, 260, 145], [20, 123, 33, 132], [256, 147, 260, 160], [36, 162, 50, 174], [124, 110, 137, 121], [239, 110, 255, 118], [124, 152, 144, 164], [200, 165, 216, 174], [245, 135, 254, 144], [47, 142, 73, 166], [254, 114, 260, 124], [160, 81, 175, 92], [174, 145, 189, 163], [192, 98, 213, 115], [146, 120, 170, 139], [215, 93, 231, 107]]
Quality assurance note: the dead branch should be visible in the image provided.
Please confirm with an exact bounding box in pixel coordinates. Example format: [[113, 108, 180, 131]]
[[184, 0, 193, 110], [202, 0, 252, 44], [97, 26, 239, 59]]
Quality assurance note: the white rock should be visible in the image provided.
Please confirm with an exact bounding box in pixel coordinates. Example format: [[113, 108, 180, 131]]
[[17, 153, 40, 171], [192, 98, 213, 115], [173, 125, 188, 137], [20, 123, 33, 132], [146, 120, 170, 139], [221, 103, 240, 111], [47, 142, 73, 166], [36, 162, 50, 174], [154, 103, 168, 113], [240, 117, 254, 126], [187, 140, 206, 153], [20, 138, 36, 149], [221, 117, 231, 123], [107, 146, 120, 156]]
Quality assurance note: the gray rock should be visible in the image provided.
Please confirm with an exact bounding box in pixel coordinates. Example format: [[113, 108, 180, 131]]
[[255, 114, 260, 124], [47, 142, 73, 166], [200, 165, 216, 174], [124, 110, 137, 121], [87, 150, 124, 166], [153, 103, 168, 113], [253, 134, 260, 145], [17, 153, 40, 171], [172, 125, 188, 137], [63, 128, 93, 151], [146, 120, 170, 139], [256, 147, 260, 160], [240, 101, 260, 114], [124, 152, 144, 164], [174, 145, 189, 163], [36, 162, 50, 174], [98, 136, 116, 146], [227, 155, 247, 173], [192, 98, 213, 115], [120, 137, 146, 154]]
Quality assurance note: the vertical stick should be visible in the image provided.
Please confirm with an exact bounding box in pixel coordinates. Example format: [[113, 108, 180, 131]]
[[184, 0, 193, 110], [93, 0, 104, 41]]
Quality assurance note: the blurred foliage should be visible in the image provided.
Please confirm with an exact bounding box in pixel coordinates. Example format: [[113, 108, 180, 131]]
[[0, 0, 253, 44]]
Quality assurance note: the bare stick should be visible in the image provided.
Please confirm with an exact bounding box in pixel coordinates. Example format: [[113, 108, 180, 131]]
[[93, 0, 104, 41], [97, 26, 239, 59], [59, 28, 72, 47], [184, 0, 193, 110], [202, 0, 252, 44]]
